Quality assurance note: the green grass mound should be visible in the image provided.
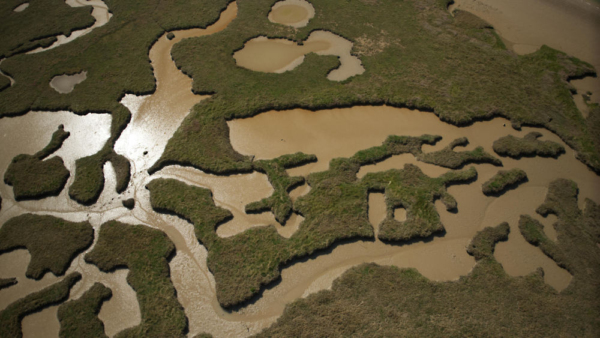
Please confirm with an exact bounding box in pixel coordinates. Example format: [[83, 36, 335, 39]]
[[0, 214, 93, 280], [84, 221, 187, 338], [493, 132, 565, 159], [245, 152, 317, 224], [4, 125, 70, 200], [482, 168, 528, 196], [362, 164, 477, 241], [58, 283, 112, 338], [0, 272, 81, 338], [259, 186, 600, 336], [416, 137, 502, 168]]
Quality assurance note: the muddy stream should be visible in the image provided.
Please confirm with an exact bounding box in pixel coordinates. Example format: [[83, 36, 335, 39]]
[[1, 1, 600, 337]]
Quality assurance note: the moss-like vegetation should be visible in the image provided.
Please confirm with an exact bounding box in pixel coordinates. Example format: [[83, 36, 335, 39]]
[[245, 152, 317, 224], [0, 75, 10, 92], [149, 135, 482, 307], [417, 137, 502, 168], [0, 0, 234, 203], [122, 198, 135, 209], [362, 164, 477, 241], [0, 278, 17, 290], [84, 221, 187, 338], [149, 0, 600, 177], [259, 184, 600, 336], [482, 168, 528, 196], [0, 0, 95, 58], [4, 125, 70, 200], [466, 222, 510, 260], [493, 132, 566, 159], [0, 272, 81, 338], [0, 214, 94, 280], [58, 283, 112, 338]]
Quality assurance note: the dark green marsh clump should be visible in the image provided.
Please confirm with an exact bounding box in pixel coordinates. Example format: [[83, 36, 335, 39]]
[[245, 152, 317, 224], [58, 283, 112, 338], [4, 125, 70, 200], [0, 272, 81, 338], [84, 221, 187, 338], [482, 168, 528, 196], [259, 186, 600, 336], [416, 137, 502, 168], [361, 164, 477, 241], [493, 132, 565, 159], [466, 222, 510, 260], [0, 214, 94, 280], [0, 278, 17, 290]]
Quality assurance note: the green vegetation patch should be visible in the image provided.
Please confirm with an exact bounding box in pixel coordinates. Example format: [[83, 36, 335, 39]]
[[149, 135, 481, 307], [482, 168, 528, 196], [362, 164, 477, 241], [152, 0, 599, 177], [0, 0, 95, 58], [0, 214, 93, 280], [84, 221, 187, 338], [518, 215, 572, 273], [416, 137, 502, 168], [58, 283, 112, 338], [493, 132, 565, 159], [466, 222, 510, 260], [0, 272, 81, 338], [245, 152, 317, 224], [4, 125, 70, 200], [0, 278, 17, 290], [259, 186, 600, 337]]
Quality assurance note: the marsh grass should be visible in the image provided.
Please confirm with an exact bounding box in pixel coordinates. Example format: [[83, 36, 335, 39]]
[[57, 283, 112, 338], [0, 272, 81, 338], [149, 135, 484, 307], [0, 0, 95, 58], [154, 0, 600, 176], [0, 214, 93, 280], [417, 137, 502, 168], [493, 132, 565, 159], [84, 221, 187, 338], [362, 164, 477, 241], [259, 184, 600, 336], [4, 125, 70, 200], [481, 168, 527, 196]]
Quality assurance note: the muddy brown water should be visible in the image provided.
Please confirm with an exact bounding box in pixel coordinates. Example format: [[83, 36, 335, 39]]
[[49, 71, 87, 94], [233, 31, 365, 81], [268, 0, 315, 28], [449, 0, 600, 115], [1, 0, 600, 337]]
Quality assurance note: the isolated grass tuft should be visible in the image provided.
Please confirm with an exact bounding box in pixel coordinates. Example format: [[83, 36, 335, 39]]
[[482, 168, 528, 196]]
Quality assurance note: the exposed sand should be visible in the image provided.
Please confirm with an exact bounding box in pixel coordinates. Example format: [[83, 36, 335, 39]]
[[449, 0, 600, 115], [268, 0, 315, 28], [29, 0, 112, 54], [49, 71, 87, 94], [233, 31, 365, 81], [13, 2, 29, 12]]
